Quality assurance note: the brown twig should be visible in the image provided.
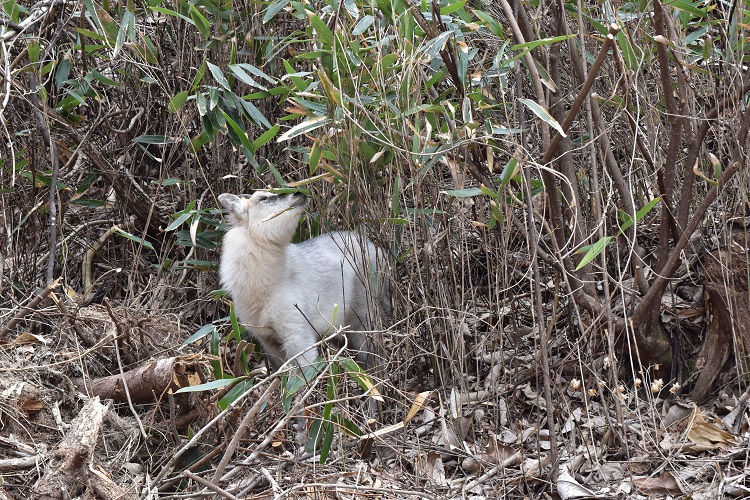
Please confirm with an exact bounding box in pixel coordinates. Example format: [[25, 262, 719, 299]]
[[676, 75, 750, 235], [405, 0, 463, 97], [103, 299, 148, 440], [635, 161, 741, 314], [184, 471, 237, 500], [0, 277, 60, 339], [27, 74, 60, 285], [211, 377, 281, 482], [82, 223, 130, 304], [540, 24, 619, 166]]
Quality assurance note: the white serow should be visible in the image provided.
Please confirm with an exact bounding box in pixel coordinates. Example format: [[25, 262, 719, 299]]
[[218, 191, 390, 370]]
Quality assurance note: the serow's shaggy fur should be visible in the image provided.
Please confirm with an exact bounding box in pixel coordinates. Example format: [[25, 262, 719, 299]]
[[218, 191, 390, 370]]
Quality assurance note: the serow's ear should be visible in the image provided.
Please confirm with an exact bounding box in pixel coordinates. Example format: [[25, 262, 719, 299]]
[[218, 193, 246, 218]]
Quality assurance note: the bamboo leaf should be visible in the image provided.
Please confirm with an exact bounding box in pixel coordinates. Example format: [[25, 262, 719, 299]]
[[189, 4, 211, 39], [473, 10, 504, 37], [442, 188, 483, 197], [277, 116, 331, 142], [253, 124, 280, 150], [310, 15, 334, 48], [440, 0, 467, 15], [575, 236, 614, 270], [133, 135, 175, 144], [511, 34, 575, 51], [113, 227, 155, 251], [263, 0, 291, 24], [181, 323, 216, 346], [113, 10, 134, 58], [150, 6, 192, 24], [229, 64, 268, 90], [518, 98, 566, 137], [168, 91, 189, 113], [175, 377, 244, 394], [352, 15, 374, 36], [207, 62, 229, 89]]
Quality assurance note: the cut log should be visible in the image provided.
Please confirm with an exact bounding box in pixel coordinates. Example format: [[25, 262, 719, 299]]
[[73, 355, 205, 404]]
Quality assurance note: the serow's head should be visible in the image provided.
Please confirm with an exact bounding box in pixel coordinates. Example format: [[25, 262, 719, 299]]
[[219, 191, 308, 245]]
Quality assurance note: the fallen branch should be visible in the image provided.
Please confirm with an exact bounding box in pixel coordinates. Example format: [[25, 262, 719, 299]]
[[72, 355, 205, 405], [0, 277, 61, 339], [31, 397, 127, 499]]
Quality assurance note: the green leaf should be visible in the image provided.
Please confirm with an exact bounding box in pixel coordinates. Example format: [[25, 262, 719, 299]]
[[28, 40, 40, 63], [491, 125, 524, 135], [480, 185, 497, 197], [575, 236, 614, 270], [442, 187, 483, 197], [474, 10, 504, 37], [308, 141, 322, 174], [113, 227, 155, 251], [319, 419, 335, 463], [3, 0, 20, 24], [234, 63, 275, 84], [341, 358, 383, 401], [499, 157, 519, 186], [168, 91, 189, 113], [181, 323, 216, 346], [352, 15, 374, 36], [423, 31, 452, 62], [665, 0, 706, 17], [518, 98, 566, 137], [228, 300, 242, 343], [189, 4, 211, 39], [253, 124, 280, 150], [390, 174, 402, 219], [223, 110, 254, 152], [150, 6, 193, 24], [277, 116, 331, 142], [153, 177, 182, 187], [282, 363, 324, 409], [229, 64, 268, 90], [76, 28, 107, 41], [69, 199, 105, 207], [175, 377, 244, 394], [237, 98, 272, 128], [511, 34, 575, 51], [490, 200, 504, 224], [133, 135, 175, 144], [318, 70, 342, 107], [191, 59, 207, 91], [165, 204, 196, 232], [207, 62, 229, 89], [196, 92, 208, 116], [114, 9, 134, 58], [218, 378, 255, 410], [306, 419, 324, 453], [461, 96, 472, 123], [440, 0, 467, 15], [263, 0, 291, 24], [310, 15, 334, 48], [402, 103, 445, 116], [635, 197, 661, 222], [91, 71, 119, 86], [617, 31, 641, 70]]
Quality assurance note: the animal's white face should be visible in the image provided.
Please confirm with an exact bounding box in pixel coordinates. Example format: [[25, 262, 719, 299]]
[[219, 191, 308, 244]]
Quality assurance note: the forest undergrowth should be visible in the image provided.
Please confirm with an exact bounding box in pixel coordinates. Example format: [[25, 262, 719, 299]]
[[0, 0, 749, 497]]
